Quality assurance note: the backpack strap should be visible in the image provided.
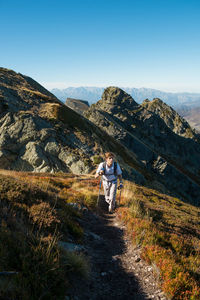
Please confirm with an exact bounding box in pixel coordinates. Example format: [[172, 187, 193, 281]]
[[103, 161, 117, 176], [114, 161, 117, 176], [103, 161, 106, 174]]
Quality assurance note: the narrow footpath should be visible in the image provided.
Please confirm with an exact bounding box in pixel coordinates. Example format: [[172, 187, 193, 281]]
[[67, 197, 168, 300]]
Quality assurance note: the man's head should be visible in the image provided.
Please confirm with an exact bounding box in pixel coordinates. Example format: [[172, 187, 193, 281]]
[[105, 152, 114, 167]]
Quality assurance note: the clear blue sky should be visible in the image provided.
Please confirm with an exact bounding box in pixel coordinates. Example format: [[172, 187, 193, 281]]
[[1, 0, 200, 92]]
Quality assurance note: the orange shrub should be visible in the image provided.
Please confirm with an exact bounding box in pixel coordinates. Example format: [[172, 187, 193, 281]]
[[117, 206, 200, 299]]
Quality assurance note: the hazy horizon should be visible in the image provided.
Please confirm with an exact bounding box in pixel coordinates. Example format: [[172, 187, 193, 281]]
[[47, 85, 200, 95]]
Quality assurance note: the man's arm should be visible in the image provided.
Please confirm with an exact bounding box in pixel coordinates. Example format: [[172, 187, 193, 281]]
[[95, 169, 104, 178], [95, 163, 104, 178], [116, 163, 122, 183]]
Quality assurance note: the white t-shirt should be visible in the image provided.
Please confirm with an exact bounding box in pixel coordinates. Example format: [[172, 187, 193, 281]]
[[96, 161, 122, 182]]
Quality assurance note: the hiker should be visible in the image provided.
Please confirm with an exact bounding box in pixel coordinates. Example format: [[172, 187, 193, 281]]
[[95, 152, 123, 213]]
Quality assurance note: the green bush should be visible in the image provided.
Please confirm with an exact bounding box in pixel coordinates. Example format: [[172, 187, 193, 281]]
[[129, 200, 146, 218], [84, 194, 97, 209]]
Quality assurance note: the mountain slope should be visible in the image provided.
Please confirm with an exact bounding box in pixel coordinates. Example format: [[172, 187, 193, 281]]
[[84, 87, 200, 205], [65, 97, 90, 115], [0, 68, 147, 182], [141, 98, 198, 139], [1, 68, 200, 205]]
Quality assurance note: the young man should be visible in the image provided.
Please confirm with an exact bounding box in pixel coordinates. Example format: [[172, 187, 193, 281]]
[[95, 152, 123, 213]]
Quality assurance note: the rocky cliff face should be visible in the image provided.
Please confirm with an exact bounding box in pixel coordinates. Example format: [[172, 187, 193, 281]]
[[84, 87, 200, 205], [0, 69, 138, 176], [142, 98, 198, 139]]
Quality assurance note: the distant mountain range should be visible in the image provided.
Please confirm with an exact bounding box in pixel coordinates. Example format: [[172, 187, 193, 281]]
[[52, 86, 200, 132], [51, 86, 200, 107]]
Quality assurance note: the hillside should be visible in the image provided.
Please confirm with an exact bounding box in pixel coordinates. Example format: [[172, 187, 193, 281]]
[[0, 169, 199, 299], [1, 69, 200, 205], [0, 68, 142, 180], [0, 170, 89, 299], [65, 97, 89, 115], [141, 98, 197, 138], [84, 87, 200, 205]]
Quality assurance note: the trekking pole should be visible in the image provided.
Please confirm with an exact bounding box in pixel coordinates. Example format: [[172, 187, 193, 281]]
[[118, 189, 122, 206], [117, 184, 122, 207], [96, 177, 102, 209]]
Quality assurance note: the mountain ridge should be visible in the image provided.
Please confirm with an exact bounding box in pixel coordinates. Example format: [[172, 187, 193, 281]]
[[84, 86, 200, 205], [51, 86, 200, 107]]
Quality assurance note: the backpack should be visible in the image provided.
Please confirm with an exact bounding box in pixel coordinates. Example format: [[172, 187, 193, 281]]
[[102, 161, 117, 176]]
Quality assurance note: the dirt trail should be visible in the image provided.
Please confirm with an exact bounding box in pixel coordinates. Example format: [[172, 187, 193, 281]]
[[68, 198, 168, 300]]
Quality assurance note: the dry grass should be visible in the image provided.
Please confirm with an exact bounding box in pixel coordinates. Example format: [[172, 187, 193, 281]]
[[0, 170, 90, 299], [1, 169, 199, 299], [117, 181, 200, 299]]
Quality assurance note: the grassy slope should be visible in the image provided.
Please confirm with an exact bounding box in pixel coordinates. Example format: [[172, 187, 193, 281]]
[[117, 182, 200, 299], [0, 170, 93, 300], [0, 169, 199, 299]]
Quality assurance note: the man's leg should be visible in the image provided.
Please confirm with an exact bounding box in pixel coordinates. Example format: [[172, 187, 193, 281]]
[[103, 181, 111, 204], [108, 182, 117, 212]]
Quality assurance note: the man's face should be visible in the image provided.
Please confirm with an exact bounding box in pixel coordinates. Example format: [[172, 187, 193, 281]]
[[106, 156, 114, 167]]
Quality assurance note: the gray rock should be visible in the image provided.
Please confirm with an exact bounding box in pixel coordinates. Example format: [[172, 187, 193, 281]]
[[85, 231, 102, 241], [22, 142, 48, 168], [0, 150, 16, 168], [135, 257, 141, 263], [58, 241, 85, 252], [44, 140, 59, 156], [70, 160, 90, 175]]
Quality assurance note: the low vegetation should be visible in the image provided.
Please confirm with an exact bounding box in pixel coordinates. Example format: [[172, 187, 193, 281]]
[[0, 170, 97, 300], [117, 182, 200, 299], [0, 169, 199, 299]]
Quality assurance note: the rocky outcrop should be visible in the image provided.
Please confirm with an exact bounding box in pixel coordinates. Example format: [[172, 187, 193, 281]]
[[0, 109, 90, 174], [142, 98, 197, 139], [84, 87, 200, 205], [65, 97, 89, 115], [0, 69, 143, 180], [0, 69, 101, 174]]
